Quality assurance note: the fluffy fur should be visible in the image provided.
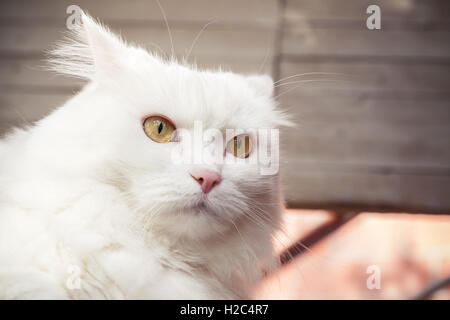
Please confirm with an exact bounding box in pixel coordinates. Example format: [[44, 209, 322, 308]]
[[0, 14, 289, 299]]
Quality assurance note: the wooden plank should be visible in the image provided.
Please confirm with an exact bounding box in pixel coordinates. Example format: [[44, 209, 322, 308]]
[[275, 86, 450, 100], [282, 27, 450, 58], [284, 0, 450, 22], [0, 25, 275, 60], [0, 93, 68, 122], [0, 58, 83, 89], [280, 96, 450, 126], [278, 61, 450, 92], [281, 121, 450, 169], [280, 168, 450, 212], [0, 57, 273, 89], [0, 0, 278, 25]]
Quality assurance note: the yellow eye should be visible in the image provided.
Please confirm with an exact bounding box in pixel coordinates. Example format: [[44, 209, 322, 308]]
[[143, 116, 176, 143], [226, 134, 251, 158]]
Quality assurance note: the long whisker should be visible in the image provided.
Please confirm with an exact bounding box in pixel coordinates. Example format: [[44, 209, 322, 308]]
[[241, 204, 310, 285], [185, 20, 217, 62], [275, 78, 351, 89], [5, 106, 32, 128], [231, 220, 259, 263], [155, 0, 175, 59], [274, 72, 355, 85], [275, 79, 352, 99], [258, 40, 272, 74]]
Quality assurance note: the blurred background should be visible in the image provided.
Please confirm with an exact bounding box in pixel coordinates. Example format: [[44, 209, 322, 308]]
[[0, 0, 449, 299]]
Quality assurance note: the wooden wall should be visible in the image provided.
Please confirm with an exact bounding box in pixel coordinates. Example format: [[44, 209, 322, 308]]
[[0, 0, 449, 212], [277, 0, 450, 212]]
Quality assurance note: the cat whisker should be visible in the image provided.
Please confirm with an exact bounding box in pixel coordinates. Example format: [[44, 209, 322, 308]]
[[155, 0, 175, 59], [5, 106, 32, 128], [274, 78, 351, 89], [185, 20, 217, 62], [230, 220, 260, 267], [258, 40, 272, 74], [274, 79, 353, 99], [273, 72, 355, 85]]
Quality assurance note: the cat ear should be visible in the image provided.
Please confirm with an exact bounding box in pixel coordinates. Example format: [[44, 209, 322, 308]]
[[48, 12, 128, 80], [246, 75, 274, 97], [247, 74, 294, 127], [81, 13, 128, 76]]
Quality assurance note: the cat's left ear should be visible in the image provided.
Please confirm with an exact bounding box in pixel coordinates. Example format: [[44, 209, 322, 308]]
[[81, 13, 128, 77], [48, 12, 130, 80], [246, 75, 274, 97]]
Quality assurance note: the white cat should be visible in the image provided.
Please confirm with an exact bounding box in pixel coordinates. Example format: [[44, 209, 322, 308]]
[[0, 13, 290, 299]]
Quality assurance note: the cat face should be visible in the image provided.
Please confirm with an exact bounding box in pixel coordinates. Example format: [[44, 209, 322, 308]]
[[47, 14, 289, 240]]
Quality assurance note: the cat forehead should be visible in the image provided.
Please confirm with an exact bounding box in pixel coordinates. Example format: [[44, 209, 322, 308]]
[[131, 64, 275, 129]]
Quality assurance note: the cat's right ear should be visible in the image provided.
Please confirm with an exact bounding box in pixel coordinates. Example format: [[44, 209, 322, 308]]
[[48, 12, 129, 80]]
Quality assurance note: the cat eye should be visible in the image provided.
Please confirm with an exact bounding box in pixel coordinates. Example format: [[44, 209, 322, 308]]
[[143, 116, 176, 143], [226, 134, 251, 159]]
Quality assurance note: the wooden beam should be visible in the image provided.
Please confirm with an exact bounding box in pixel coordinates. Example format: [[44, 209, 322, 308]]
[[279, 211, 358, 264]]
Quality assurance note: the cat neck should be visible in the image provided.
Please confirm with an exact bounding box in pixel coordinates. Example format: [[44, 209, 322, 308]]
[[145, 213, 280, 298]]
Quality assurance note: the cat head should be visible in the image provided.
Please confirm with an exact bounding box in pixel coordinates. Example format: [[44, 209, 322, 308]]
[[46, 13, 290, 241]]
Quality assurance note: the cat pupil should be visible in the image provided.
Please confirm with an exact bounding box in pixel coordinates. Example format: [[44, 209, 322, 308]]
[[158, 122, 164, 134]]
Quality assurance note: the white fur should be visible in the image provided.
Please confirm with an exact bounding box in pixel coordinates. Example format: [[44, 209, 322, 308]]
[[0, 14, 289, 299]]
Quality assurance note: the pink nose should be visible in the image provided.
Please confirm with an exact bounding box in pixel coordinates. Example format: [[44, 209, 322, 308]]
[[190, 168, 222, 194]]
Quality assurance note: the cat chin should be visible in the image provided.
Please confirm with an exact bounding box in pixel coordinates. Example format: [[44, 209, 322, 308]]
[[154, 218, 232, 242], [146, 204, 240, 241], [183, 198, 222, 217]]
